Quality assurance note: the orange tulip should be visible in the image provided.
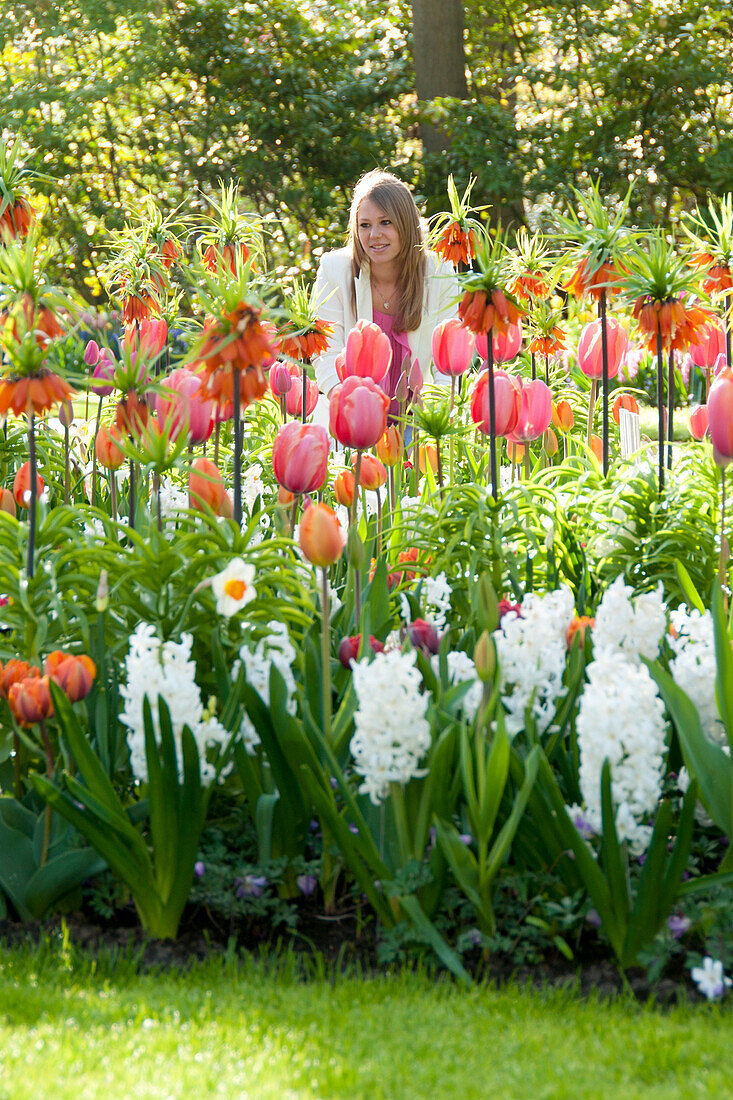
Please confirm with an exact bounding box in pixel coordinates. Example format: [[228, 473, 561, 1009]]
[[189, 457, 228, 515], [299, 503, 346, 567], [0, 659, 40, 700], [612, 393, 639, 425], [44, 651, 96, 702], [0, 487, 15, 516], [553, 399, 574, 433], [333, 469, 355, 508], [567, 616, 594, 648], [376, 425, 404, 467], [13, 462, 44, 509], [95, 425, 126, 470], [589, 434, 603, 462], [353, 452, 387, 490], [418, 443, 438, 474]]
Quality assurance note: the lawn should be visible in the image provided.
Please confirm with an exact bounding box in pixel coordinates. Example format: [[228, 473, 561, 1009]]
[[0, 940, 730, 1100]]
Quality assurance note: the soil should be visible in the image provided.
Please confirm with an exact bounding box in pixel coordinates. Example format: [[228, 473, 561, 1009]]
[[0, 906, 703, 1005]]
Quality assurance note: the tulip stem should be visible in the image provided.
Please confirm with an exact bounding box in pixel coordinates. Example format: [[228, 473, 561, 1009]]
[[436, 440, 444, 497], [27, 411, 37, 580], [92, 395, 102, 508], [214, 421, 220, 467], [388, 465, 396, 520], [719, 468, 729, 590], [110, 472, 117, 524], [128, 456, 136, 531], [667, 347, 675, 471], [290, 495, 298, 536], [320, 567, 332, 742], [412, 427, 419, 496], [486, 333, 498, 500], [531, 352, 536, 381], [545, 354, 550, 387], [64, 423, 70, 506], [586, 379, 597, 451], [233, 369, 242, 526], [599, 289, 610, 476], [13, 733, 21, 799], [301, 362, 308, 425], [524, 444, 530, 483], [351, 452, 363, 526], [656, 328, 665, 493], [376, 489, 383, 554]]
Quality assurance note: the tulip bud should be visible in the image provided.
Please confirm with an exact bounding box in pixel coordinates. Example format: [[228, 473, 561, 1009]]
[[96, 569, 109, 613], [567, 615, 594, 649], [543, 426, 559, 456], [408, 357, 424, 395], [475, 574, 499, 633], [394, 370, 409, 404], [612, 392, 639, 425], [418, 443, 438, 474], [338, 634, 361, 668], [473, 630, 496, 683], [299, 502, 346, 567], [589, 434, 603, 462], [346, 525, 366, 570], [270, 361, 293, 396], [91, 360, 115, 397], [83, 339, 100, 366], [58, 400, 74, 428], [353, 451, 387, 490], [552, 399, 574, 433], [189, 457, 228, 514], [689, 404, 709, 441], [408, 618, 440, 655]]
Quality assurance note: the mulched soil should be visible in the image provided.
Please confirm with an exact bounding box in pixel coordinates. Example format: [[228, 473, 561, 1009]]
[[0, 906, 703, 1005]]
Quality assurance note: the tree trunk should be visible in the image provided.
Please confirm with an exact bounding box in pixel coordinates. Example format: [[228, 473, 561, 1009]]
[[412, 0, 468, 154]]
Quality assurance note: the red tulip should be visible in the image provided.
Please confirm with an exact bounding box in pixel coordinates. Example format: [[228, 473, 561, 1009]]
[[507, 379, 553, 443], [689, 404, 709, 441], [299, 502, 346, 567], [272, 421, 329, 494], [329, 376, 389, 450], [343, 320, 391, 383], [0, 659, 40, 700], [689, 322, 725, 369], [708, 367, 733, 457], [8, 675, 53, 727], [432, 318, 474, 377], [353, 451, 387, 490], [577, 318, 629, 379], [13, 462, 44, 509], [476, 320, 523, 364], [0, 488, 15, 516], [124, 318, 168, 360], [155, 368, 215, 445], [469, 369, 521, 437]]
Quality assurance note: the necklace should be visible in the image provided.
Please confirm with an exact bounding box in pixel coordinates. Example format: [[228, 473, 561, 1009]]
[[371, 277, 397, 310]]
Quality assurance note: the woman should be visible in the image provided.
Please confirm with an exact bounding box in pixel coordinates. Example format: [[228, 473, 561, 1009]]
[[313, 170, 459, 411]]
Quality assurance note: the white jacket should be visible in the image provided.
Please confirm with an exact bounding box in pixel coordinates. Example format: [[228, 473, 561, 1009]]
[[312, 247, 459, 396]]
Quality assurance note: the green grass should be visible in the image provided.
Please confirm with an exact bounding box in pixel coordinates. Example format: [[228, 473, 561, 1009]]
[[0, 940, 730, 1099]]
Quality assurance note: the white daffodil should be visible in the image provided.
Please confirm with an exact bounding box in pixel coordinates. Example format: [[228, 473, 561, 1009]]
[[211, 558, 257, 617]]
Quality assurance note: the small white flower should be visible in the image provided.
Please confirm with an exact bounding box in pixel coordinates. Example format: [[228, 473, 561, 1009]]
[[211, 558, 257, 617], [592, 576, 666, 665], [691, 957, 732, 1000]]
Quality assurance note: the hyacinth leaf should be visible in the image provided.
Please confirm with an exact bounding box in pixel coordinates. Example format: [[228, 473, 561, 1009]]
[[483, 746, 540, 886], [599, 760, 630, 934], [298, 765, 394, 926], [648, 662, 732, 842], [49, 682, 126, 816], [674, 560, 706, 614], [145, 696, 179, 901], [712, 584, 733, 749], [433, 818, 484, 915], [24, 848, 106, 920], [397, 894, 472, 987]]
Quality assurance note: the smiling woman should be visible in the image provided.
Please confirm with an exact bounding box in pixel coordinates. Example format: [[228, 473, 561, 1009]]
[[312, 170, 459, 410]]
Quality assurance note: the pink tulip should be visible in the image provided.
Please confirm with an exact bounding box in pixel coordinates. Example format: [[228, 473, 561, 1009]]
[[689, 321, 725, 369], [469, 369, 521, 437], [708, 367, 733, 457], [714, 352, 728, 378], [91, 360, 115, 397], [432, 318, 474, 377], [155, 368, 215, 445], [577, 318, 628, 379], [124, 318, 168, 360], [83, 339, 100, 366], [329, 376, 389, 450], [506, 379, 553, 443], [270, 362, 293, 396], [689, 404, 709, 441], [475, 320, 523, 364], [343, 320, 391, 383], [272, 421, 329, 494]]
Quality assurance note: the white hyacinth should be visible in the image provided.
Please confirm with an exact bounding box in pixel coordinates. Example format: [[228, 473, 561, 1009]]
[[669, 607, 726, 746], [433, 649, 483, 721], [236, 620, 298, 756], [577, 652, 667, 854], [493, 586, 575, 737], [592, 576, 666, 664], [119, 623, 230, 784], [350, 649, 431, 804]]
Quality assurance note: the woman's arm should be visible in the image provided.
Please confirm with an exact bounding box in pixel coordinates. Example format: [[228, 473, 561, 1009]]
[[313, 252, 350, 397]]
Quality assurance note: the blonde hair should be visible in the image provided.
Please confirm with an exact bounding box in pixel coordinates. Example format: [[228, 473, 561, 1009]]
[[348, 170, 426, 332]]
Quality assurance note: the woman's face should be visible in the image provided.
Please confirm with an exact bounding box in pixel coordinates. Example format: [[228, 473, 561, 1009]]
[[356, 197, 401, 268]]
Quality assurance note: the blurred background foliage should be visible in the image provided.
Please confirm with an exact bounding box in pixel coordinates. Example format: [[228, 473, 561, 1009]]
[[1, 0, 731, 299]]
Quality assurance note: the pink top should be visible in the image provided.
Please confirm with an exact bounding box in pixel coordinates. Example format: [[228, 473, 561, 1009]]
[[373, 309, 411, 420]]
